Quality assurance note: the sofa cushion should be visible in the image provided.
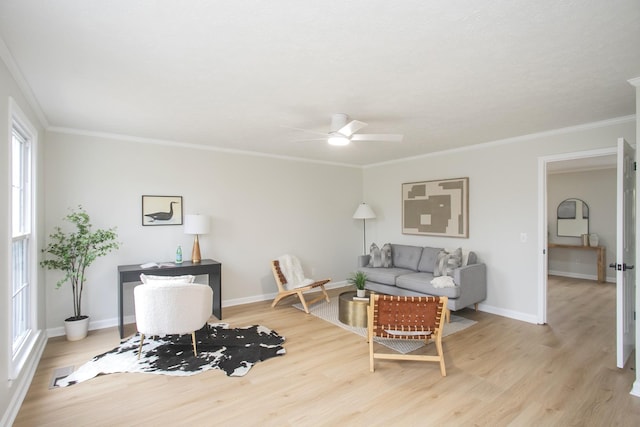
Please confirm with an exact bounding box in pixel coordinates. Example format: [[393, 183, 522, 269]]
[[434, 248, 462, 277], [357, 266, 410, 286], [391, 244, 423, 271], [396, 272, 461, 298], [417, 247, 442, 273]]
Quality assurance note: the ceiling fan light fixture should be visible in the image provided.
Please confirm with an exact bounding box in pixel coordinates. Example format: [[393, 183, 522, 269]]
[[328, 133, 350, 146]]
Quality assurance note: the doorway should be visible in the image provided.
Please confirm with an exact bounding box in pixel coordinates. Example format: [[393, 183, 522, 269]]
[[537, 147, 617, 324]]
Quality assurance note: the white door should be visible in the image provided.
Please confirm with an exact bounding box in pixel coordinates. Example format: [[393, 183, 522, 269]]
[[616, 137, 635, 368]]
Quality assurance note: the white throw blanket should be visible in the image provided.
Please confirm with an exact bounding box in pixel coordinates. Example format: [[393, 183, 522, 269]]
[[431, 275, 457, 288], [277, 254, 315, 290]]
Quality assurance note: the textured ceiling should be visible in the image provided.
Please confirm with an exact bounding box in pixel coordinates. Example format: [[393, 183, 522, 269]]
[[1, 0, 639, 166]]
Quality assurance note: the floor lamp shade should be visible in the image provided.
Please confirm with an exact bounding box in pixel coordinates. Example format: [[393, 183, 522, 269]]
[[353, 203, 376, 255], [184, 214, 210, 263], [352, 203, 376, 220]]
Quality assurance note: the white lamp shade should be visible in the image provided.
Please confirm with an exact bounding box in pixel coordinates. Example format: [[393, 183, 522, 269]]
[[352, 203, 376, 219], [184, 214, 210, 235]]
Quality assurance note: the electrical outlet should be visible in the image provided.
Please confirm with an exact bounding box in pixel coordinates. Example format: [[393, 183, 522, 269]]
[[520, 233, 528, 243]]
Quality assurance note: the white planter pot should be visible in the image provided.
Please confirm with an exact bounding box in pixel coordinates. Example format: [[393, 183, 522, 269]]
[[65, 316, 89, 341], [356, 289, 366, 298]]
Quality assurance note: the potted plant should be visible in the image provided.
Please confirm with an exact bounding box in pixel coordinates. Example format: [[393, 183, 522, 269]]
[[348, 271, 368, 298], [41, 206, 120, 341]]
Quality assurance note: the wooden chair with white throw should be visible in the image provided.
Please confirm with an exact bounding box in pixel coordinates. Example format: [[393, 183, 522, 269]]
[[134, 274, 213, 359], [271, 254, 331, 313], [368, 294, 448, 376]]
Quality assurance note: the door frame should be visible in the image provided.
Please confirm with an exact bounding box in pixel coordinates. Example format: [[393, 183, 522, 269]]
[[537, 147, 617, 324]]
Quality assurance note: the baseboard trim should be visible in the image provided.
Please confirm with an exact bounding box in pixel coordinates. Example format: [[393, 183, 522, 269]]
[[477, 303, 539, 324], [46, 281, 348, 337]]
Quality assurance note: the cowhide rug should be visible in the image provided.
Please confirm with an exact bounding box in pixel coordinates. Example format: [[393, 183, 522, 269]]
[[55, 323, 285, 387]]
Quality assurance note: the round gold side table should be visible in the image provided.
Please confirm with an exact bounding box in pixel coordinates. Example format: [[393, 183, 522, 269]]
[[338, 291, 369, 327]]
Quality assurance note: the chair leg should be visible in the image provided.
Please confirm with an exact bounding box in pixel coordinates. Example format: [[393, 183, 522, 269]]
[[435, 334, 446, 377], [138, 333, 145, 359], [297, 291, 311, 313], [191, 331, 198, 357], [368, 304, 375, 372], [369, 331, 375, 372], [445, 308, 451, 323], [321, 285, 330, 303], [271, 293, 287, 308]]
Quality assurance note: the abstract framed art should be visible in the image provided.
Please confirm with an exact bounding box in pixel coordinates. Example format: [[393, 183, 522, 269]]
[[402, 177, 469, 238], [141, 195, 183, 226]]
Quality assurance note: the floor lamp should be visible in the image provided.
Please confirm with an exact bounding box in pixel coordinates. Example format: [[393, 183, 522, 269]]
[[353, 203, 376, 255]]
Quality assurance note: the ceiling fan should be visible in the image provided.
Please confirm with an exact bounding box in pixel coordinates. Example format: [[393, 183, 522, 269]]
[[290, 113, 403, 146]]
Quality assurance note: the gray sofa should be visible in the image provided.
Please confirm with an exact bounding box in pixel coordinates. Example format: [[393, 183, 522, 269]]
[[357, 244, 486, 312]]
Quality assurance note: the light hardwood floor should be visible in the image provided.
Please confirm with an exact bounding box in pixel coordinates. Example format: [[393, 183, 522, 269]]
[[14, 277, 640, 426]]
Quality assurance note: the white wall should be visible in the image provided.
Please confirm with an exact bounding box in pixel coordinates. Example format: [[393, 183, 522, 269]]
[[547, 168, 616, 281], [43, 131, 363, 331], [0, 51, 47, 424], [362, 119, 635, 322]]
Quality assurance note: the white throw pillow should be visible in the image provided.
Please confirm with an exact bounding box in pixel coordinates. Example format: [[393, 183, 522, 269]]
[[139, 274, 195, 284]]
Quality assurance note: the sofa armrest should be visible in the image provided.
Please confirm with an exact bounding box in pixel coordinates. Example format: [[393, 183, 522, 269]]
[[358, 255, 370, 268], [451, 263, 487, 308]]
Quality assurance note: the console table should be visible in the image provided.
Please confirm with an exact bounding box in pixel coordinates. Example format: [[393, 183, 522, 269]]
[[117, 259, 222, 338], [547, 243, 606, 283]]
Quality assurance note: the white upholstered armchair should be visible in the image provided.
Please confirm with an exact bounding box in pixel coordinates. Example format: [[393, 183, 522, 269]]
[[134, 282, 213, 358]]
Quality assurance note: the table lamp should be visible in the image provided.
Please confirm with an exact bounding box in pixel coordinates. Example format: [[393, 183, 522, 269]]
[[184, 214, 210, 263]]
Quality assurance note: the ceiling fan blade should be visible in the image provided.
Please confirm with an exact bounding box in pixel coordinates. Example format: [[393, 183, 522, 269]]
[[337, 120, 367, 137], [294, 138, 328, 142], [351, 134, 404, 142], [281, 126, 329, 137]]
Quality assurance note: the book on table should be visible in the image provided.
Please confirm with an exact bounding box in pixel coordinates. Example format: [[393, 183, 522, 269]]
[[140, 262, 175, 269]]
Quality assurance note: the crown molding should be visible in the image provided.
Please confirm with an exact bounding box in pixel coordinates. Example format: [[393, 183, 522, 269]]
[[47, 114, 636, 171], [365, 115, 636, 168], [0, 35, 49, 128], [46, 126, 361, 169]]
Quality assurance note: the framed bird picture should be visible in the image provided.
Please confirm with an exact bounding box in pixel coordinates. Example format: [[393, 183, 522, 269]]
[[141, 195, 183, 226]]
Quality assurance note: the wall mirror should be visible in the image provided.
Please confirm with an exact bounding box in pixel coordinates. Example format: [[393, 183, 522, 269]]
[[557, 198, 589, 237]]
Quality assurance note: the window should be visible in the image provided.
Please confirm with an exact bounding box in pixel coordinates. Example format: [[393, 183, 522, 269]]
[[9, 98, 38, 379]]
